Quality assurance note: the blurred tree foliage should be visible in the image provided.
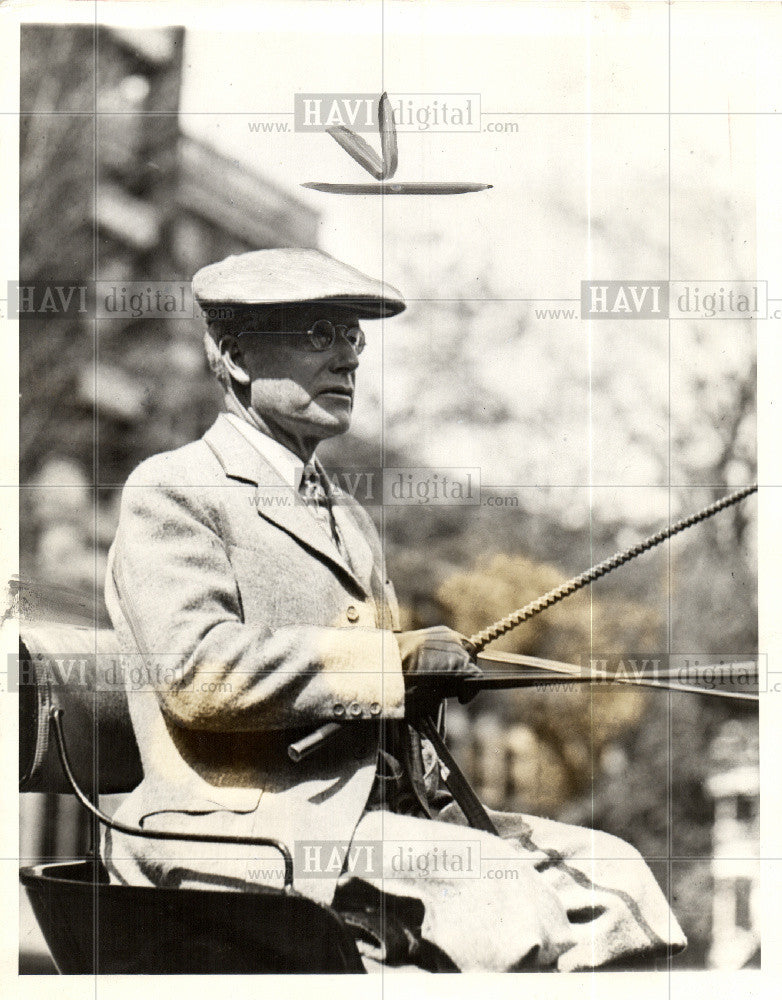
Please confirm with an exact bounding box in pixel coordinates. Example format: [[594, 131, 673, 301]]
[[366, 215, 757, 966], [431, 543, 755, 966], [437, 551, 653, 801]]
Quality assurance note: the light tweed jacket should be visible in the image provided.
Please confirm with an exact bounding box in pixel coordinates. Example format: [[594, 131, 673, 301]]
[[102, 414, 689, 970], [104, 413, 412, 903]]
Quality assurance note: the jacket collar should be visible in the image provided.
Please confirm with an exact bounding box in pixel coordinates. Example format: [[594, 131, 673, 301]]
[[204, 414, 370, 598]]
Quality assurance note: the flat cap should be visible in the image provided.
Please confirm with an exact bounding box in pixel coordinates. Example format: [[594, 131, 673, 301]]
[[192, 248, 405, 319]]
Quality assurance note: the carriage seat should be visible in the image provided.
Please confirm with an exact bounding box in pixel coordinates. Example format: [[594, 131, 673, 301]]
[[18, 622, 365, 974]]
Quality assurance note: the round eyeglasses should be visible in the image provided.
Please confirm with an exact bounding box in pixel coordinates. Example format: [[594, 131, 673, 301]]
[[239, 320, 365, 355], [305, 320, 365, 355]]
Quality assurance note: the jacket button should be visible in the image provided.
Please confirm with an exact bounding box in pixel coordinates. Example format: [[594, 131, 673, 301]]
[[346, 605, 360, 623], [333, 703, 345, 717], [349, 702, 362, 716], [369, 702, 381, 716]]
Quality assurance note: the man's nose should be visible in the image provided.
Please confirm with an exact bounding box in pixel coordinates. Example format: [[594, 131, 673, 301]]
[[329, 333, 360, 371]]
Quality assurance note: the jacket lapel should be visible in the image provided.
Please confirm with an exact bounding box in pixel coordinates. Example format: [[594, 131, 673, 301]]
[[331, 493, 399, 627], [327, 490, 375, 593], [204, 415, 369, 597]]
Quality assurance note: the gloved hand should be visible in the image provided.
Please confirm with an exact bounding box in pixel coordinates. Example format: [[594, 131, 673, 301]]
[[396, 626, 483, 715]]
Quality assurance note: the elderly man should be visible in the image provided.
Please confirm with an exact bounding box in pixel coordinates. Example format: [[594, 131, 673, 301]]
[[103, 248, 685, 972]]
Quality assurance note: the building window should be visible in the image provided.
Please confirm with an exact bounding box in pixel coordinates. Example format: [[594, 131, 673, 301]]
[[735, 877, 753, 930]]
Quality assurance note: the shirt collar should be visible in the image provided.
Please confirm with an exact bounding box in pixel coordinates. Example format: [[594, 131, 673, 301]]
[[224, 412, 308, 490]]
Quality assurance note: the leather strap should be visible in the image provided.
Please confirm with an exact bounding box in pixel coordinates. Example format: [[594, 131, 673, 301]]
[[416, 715, 498, 835], [397, 720, 435, 819]]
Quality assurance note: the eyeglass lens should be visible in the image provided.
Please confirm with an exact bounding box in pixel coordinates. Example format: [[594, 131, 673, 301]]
[[308, 319, 365, 354]]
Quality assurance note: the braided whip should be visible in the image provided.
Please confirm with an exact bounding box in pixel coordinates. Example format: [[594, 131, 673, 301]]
[[468, 483, 758, 653], [288, 483, 757, 761]]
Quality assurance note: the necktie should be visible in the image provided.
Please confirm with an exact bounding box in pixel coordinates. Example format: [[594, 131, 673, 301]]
[[299, 463, 347, 558]]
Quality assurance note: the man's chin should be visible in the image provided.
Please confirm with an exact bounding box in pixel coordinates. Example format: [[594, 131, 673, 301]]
[[313, 398, 352, 426], [302, 407, 352, 440]]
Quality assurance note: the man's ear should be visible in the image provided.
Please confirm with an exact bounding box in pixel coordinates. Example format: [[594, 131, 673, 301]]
[[219, 335, 251, 385]]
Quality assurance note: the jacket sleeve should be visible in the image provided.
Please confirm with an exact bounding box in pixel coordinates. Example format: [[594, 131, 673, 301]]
[[105, 464, 405, 731]]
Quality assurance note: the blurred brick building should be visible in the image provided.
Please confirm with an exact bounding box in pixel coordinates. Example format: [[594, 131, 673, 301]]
[[20, 24, 318, 626], [19, 25, 318, 970]]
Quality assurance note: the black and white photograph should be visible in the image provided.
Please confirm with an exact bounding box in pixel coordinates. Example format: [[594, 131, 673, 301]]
[[2, 1, 779, 994]]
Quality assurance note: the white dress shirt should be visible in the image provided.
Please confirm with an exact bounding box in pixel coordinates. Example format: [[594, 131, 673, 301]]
[[223, 412, 375, 588], [224, 412, 306, 490]]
